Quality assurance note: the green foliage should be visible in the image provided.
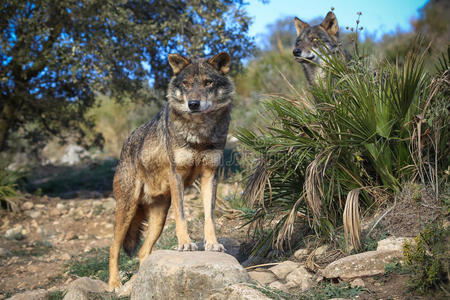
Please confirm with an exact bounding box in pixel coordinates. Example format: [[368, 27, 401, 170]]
[[384, 260, 411, 276], [403, 223, 449, 293], [1, 0, 254, 152], [0, 160, 26, 211], [67, 247, 138, 284], [88, 94, 161, 158], [362, 232, 388, 252], [10, 240, 53, 257], [252, 281, 364, 300], [26, 159, 117, 196], [306, 282, 364, 300], [236, 42, 449, 253], [47, 291, 65, 300]]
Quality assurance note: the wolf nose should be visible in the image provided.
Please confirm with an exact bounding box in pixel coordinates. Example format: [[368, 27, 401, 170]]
[[293, 48, 302, 56], [188, 100, 200, 111]]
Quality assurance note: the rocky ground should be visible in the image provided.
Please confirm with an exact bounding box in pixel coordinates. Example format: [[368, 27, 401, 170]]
[[0, 181, 447, 299]]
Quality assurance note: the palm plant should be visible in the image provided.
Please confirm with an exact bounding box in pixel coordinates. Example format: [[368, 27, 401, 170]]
[[236, 41, 449, 256]]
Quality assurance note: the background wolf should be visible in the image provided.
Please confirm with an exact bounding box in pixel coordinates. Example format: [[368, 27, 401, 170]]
[[293, 11, 344, 85], [108, 52, 234, 289]]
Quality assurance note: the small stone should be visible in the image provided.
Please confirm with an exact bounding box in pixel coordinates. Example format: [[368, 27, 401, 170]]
[[61, 253, 72, 261], [35, 204, 45, 209], [285, 266, 313, 291], [56, 203, 66, 210], [377, 237, 414, 253], [294, 248, 309, 259], [443, 220, 450, 229], [27, 210, 41, 219], [314, 245, 328, 258], [21, 201, 34, 210], [5, 226, 25, 240], [64, 232, 78, 241], [49, 208, 62, 216], [269, 261, 299, 280], [248, 271, 277, 285], [84, 246, 92, 252], [351, 278, 365, 288], [268, 280, 288, 292]]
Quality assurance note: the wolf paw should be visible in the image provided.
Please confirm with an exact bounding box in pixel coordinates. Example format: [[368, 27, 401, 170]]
[[107, 280, 122, 293], [177, 242, 198, 251], [205, 242, 226, 252]]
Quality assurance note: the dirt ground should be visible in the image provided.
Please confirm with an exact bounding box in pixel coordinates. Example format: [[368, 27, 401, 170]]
[[0, 183, 248, 298], [0, 181, 447, 299]]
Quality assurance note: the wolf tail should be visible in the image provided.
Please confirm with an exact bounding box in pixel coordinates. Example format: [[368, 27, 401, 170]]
[[122, 205, 147, 257]]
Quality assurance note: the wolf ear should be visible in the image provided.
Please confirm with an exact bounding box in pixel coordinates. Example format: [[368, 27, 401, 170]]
[[208, 52, 231, 74], [320, 11, 339, 36], [168, 54, 191, 75], [294, 17, 308, 35]]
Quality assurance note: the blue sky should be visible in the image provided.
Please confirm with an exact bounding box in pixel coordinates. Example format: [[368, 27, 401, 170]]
[[245, 0, 429, 43]]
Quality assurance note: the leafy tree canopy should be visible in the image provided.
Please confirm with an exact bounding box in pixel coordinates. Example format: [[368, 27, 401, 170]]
[[0, 0, 254, 151]]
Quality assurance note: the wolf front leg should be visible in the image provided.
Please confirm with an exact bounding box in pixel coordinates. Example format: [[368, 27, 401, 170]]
[[169, 171, 198, 251], [201, 168, 225, 252]]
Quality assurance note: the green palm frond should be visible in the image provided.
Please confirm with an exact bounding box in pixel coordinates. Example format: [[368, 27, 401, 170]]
[[236, 39, 448, 258]]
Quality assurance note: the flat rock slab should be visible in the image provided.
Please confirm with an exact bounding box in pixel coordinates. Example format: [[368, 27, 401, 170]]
[[321, 250, 403, 280], [131, 250, 250, 300]]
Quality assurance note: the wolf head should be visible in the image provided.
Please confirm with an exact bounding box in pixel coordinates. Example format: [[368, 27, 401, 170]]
[[167, 52, 234, 115], [293, 11, 340, 85]]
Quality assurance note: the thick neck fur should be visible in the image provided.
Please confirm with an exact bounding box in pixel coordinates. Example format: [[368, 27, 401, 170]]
[[167, 103, 231, 150], [302, 63, 322, 86]]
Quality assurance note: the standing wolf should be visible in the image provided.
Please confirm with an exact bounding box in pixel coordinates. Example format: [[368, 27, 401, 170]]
[[108, 52, 234, 289], [293, 11, 342, 85]]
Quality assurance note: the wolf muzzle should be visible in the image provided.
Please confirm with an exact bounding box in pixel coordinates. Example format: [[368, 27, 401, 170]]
[[188, 100, 201, 112]]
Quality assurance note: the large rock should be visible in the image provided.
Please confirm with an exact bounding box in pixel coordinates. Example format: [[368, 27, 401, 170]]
[[131, 250, 250, 300], [321, 250, 403, 279], [7, 289, 48, 300], [208, 283, 271, 300]]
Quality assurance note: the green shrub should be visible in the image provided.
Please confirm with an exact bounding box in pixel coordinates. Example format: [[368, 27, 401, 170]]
[[0, 161, 27, 211], [236, 42, 449, 254], [403, 223, 449, 293]]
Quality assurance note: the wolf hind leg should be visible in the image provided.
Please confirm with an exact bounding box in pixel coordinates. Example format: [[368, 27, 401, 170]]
[[138, 197, 171, 264], [123, 203, 150, 256], [108, 180, 142, 290]]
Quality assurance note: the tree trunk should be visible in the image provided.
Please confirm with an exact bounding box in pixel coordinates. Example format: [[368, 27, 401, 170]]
[[0, 102, 15, 152]]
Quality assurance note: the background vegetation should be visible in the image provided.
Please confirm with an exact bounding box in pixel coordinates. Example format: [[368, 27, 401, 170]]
[[1, 0, 448, 295]]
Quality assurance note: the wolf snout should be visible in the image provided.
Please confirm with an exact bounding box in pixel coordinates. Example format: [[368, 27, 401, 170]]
[[293, 48, 302, 57], [188, 100, 201, 111]]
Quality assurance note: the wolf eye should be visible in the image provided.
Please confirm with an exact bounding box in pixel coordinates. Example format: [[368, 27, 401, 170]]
[[182, 80, 191, 88], [204, 79, 213, 87]]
